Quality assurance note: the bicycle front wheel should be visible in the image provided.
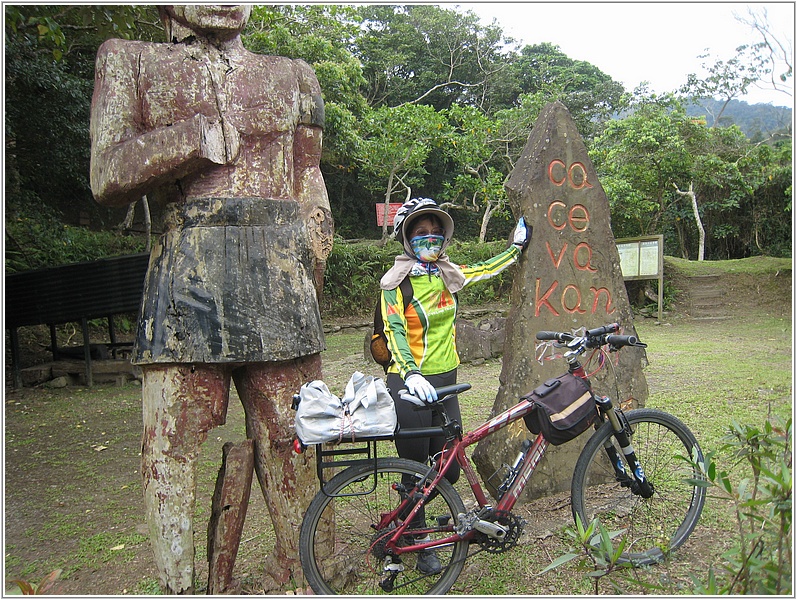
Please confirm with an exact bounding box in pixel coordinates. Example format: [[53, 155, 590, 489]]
[[299, 457, 468, 595], [571, 408, 706, 565]]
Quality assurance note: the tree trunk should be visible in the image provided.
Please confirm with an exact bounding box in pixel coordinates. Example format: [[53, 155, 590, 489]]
[[478, 201, 496, 242], [116, 195, 152, 252], [119, 203, 136, 230], [673, 182, 705, 261], [380, 173, 395, 245]]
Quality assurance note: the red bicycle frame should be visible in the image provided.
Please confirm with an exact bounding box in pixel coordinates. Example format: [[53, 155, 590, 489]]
[[379, 360, 595, 557], [377, 396, 550, 556]]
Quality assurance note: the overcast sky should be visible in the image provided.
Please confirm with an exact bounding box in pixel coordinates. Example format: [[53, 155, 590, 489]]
[[456, 2, 794, 107]]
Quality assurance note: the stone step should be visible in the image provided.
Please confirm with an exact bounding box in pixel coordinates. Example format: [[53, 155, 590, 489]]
[[689, 287, 725, 298], [688, 274, 728, 320], [687, 274, 730, 319], [691, 315, 733, 321]]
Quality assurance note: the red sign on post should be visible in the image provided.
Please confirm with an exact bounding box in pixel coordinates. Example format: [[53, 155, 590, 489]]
[[375, 203, 403, 227]]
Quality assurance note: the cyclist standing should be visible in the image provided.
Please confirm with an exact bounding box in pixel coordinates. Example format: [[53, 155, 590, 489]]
[[378, 197, 530, 574]]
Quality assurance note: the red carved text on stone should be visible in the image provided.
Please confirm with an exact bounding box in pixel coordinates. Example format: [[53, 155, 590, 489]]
[[536, 159, 615, 317]]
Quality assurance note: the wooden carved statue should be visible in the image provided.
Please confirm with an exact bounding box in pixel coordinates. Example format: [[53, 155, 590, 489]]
[[89, 5, 333, 593]]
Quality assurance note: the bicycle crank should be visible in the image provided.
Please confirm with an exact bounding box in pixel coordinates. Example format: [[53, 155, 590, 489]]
[[472, 509, 525, 553]]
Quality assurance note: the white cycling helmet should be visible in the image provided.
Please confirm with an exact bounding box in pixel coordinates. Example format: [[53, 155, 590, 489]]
[[393, 197, 455, 245]]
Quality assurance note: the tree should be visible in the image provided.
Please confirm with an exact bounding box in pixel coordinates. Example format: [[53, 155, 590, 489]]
[[4, 5, 161, 270], [590, 95, 695, 242], [354, 5, 507, 111], [355, 103, 450, 242], [243, 5, 368, 168], [506, 43, 627, 137], [439, 96, 549, 241], [681, 7, 793, 127], [592, 88, 790, 260], [680, 50, 763, 126], [673, 182, 705, 260], [439, 105, 508, 241], [735, 7, 793, 100], [744, 141, 792, 256]]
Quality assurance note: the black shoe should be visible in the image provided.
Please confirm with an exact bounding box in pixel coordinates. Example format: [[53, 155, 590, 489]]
[[416, 548, 442, 575]]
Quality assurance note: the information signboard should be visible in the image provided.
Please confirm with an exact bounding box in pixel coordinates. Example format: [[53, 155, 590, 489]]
[[616, 235, 664, 321]]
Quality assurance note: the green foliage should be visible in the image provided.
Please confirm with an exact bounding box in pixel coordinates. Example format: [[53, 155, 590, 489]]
[[689, 418, 792, 595], [591, 91, 791, 259], [508, 42, 627, 138], [440, 105, 511, 238], [685, 99, 792, 138], [4, 6, 157, 61], [4, 6, 161, 233], [5, 196, 147, 273], [244, 5, 368, 172], [681, 49, 762, 116], [447, 240, 514, 304], [320, 238, 399, 317], [354, 5, 505, 110], [356, 103, 450, 238], [538, 515, 631, 594], [3, 3, 791, 261], [133, 577, 163, 595]]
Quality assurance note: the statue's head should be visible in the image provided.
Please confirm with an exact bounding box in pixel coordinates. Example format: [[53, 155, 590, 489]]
[[158, 5, 251, 43]]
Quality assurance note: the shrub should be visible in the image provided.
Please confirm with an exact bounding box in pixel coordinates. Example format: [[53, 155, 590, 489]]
[[690, 418, 792, 595], [5, 196, 147, 274]]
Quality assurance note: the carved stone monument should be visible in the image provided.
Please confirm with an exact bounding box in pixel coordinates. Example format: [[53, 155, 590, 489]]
[[472, 101, 648, 499]]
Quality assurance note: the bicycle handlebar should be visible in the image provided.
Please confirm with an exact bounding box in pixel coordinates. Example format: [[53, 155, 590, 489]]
[[435, 383, 472, 397], [605, 334, 642, 348], [587, 323, 620, 337], [400, 383, 472, 408], [535, 324, 646, 349], [535, 330, 574, 342]]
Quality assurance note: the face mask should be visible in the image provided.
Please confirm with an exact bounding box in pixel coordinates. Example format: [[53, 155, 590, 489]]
[[411, 234, 444, 262]]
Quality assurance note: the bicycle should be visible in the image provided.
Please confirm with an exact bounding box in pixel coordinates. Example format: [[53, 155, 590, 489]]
[[296, 323, 706, 595]]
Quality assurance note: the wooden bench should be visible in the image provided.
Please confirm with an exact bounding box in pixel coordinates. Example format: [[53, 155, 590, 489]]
[[5, 253, 149, 387]]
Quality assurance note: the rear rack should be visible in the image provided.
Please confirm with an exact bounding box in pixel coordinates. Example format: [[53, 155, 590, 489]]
[[314, 437, 390, 497], [313, 426, 446, 497]]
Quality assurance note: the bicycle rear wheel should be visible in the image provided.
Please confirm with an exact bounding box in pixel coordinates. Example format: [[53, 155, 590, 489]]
[[299, 457, 468, 595], [570, 408, 706, 565]]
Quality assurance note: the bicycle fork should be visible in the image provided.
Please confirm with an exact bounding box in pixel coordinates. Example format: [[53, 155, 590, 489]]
[[595, 396, 655, 499]]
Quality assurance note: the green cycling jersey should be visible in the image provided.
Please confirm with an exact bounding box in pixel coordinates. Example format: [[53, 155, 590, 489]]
[[380, 245, 521, 378]]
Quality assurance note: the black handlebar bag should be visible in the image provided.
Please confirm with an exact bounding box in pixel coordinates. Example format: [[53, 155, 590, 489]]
[[522, 373, 598, 445]]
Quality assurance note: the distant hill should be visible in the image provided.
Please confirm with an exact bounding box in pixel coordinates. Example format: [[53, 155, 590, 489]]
[[684, 98, 792, 140]]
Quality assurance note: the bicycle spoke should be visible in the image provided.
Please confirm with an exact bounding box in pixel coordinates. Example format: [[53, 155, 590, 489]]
[[571, 409, 705, 565], [301, 458, 468, 595]]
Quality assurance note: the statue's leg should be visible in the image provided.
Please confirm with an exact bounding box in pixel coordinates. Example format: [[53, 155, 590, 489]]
[[233, 355, 322, 589], [141, 363, 231, 594]]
